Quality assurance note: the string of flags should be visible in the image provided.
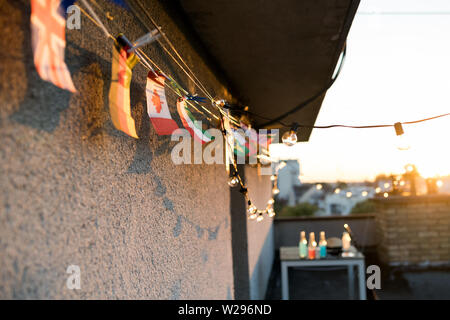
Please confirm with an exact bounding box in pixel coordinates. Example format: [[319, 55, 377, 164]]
[[29, 0, 276, 222]]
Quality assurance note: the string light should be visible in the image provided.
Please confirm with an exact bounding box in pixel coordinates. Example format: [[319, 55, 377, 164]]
[[276, 161, 287, 171], [268, 198, 275, 205], [227, 174, 240, 187], [334, 188, 341, 194], [281, 130, 298, 146], [256, 212, 264, 222], [281, 124, 299, 146], [394, 122, 411, 151], [247, 202, 258, 216], [267, 207, 276, 218], [316, 184, 323, 190], [375, 187, 382, 193], [270, 175, 277, 181], [346, 192, 352, 198], [436, 180, 443, 188], [383, 192, 389, 198], [362, 191, 368, 197]]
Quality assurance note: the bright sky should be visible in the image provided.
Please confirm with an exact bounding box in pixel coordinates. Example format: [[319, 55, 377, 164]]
[[270, 0, 450, 183]]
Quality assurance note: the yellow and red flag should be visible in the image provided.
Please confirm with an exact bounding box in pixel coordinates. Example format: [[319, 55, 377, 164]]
[[108, 38, 139, 138]]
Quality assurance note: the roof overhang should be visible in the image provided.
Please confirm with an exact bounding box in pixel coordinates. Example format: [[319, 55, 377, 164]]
[[176, 0, 360, 141]]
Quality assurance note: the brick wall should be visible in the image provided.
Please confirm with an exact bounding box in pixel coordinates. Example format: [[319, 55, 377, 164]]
[[374, 196, 450, 266]]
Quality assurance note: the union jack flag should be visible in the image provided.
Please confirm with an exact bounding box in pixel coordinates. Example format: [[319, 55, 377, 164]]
[[31, 0, 76, 92]]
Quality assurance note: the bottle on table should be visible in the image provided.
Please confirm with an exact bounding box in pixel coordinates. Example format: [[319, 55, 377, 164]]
[[319, 231, 327, 258], [299, 231, 307, 258], [342, 232, 351, 252], [315, 246, 321, 260], [308, 232, 317, 259]]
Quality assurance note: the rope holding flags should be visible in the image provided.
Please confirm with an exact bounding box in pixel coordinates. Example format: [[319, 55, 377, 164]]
[[108, 35, 140, 138], [176, 98, 213, 144], [30, 0, 76, 92]]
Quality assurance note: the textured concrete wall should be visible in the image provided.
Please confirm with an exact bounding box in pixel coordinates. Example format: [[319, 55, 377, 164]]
[[374, 196, 450, 266], [245, 166, 274, 300], [0, 0, 237, 299]]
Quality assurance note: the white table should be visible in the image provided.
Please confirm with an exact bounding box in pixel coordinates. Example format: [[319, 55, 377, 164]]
[[280, 246, 366, 300]]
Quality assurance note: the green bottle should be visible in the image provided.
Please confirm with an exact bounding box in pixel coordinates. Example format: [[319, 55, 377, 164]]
[[299, 231, 307, 258]]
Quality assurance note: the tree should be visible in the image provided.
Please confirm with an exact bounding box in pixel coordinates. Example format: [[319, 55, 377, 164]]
[[351, 199, 375, 214], [279, 202, 318, 217]]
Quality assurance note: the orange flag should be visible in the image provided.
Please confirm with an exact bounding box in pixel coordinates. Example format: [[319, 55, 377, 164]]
[[108, 40, 139, 138]]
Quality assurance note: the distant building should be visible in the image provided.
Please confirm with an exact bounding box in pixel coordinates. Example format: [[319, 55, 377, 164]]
[[287, 181, 375, 216], [276, 160, 301, 206]]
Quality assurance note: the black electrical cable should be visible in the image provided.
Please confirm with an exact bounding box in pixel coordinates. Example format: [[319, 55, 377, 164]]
[[258, 43, 347, 128]]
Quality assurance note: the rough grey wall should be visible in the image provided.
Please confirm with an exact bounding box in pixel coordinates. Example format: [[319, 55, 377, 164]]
[[245, 166, 274, 299], [0, 0, 235, 299]]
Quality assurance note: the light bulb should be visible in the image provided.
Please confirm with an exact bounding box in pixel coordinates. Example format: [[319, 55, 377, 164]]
[[334, 188, 341, 194], [249, 212, 258, 220], [272, 188, 280, 195], [375, 187, 381, 193], [214, 99, 226, 107], [362, 191, 368, 197], [346, 192, 352, 198], [270, 175, 277, 181], [247, 204, 257, 215], [394, 122, 411, 151], [268, 198, 275, 205], [267, 207, 275, 218], [316, 184, 323, 190], [396, 134, 411, 151], [256, 213, 264, 222], [282, 130, 297, 146], [436, 180, 443, 188], [276, 162, 287, 171], [227, 176, 240, 187], [383, 192, 389, 198]]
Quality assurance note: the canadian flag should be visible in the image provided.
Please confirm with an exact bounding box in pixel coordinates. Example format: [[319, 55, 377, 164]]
[[146, 72, 179, 135]]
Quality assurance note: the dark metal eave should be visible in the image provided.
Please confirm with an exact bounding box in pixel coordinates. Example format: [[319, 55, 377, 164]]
[[176, 0, 360, 141]]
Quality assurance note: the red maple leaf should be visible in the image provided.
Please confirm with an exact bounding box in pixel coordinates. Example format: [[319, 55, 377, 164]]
[[151, 89, 162, 113]]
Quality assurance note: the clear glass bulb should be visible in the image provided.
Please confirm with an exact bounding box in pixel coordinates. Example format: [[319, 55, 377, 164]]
[[282, 130, 297, 146], [272, 188, 280, 195], [249, 212, 258, 220], [267, 207, 275, 218], [227, 176, 240, 187], [247, 204, 257, 215], [268, 198, 275, 205], [396, 134, 411, 151], [256, 213, 264, 222]]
